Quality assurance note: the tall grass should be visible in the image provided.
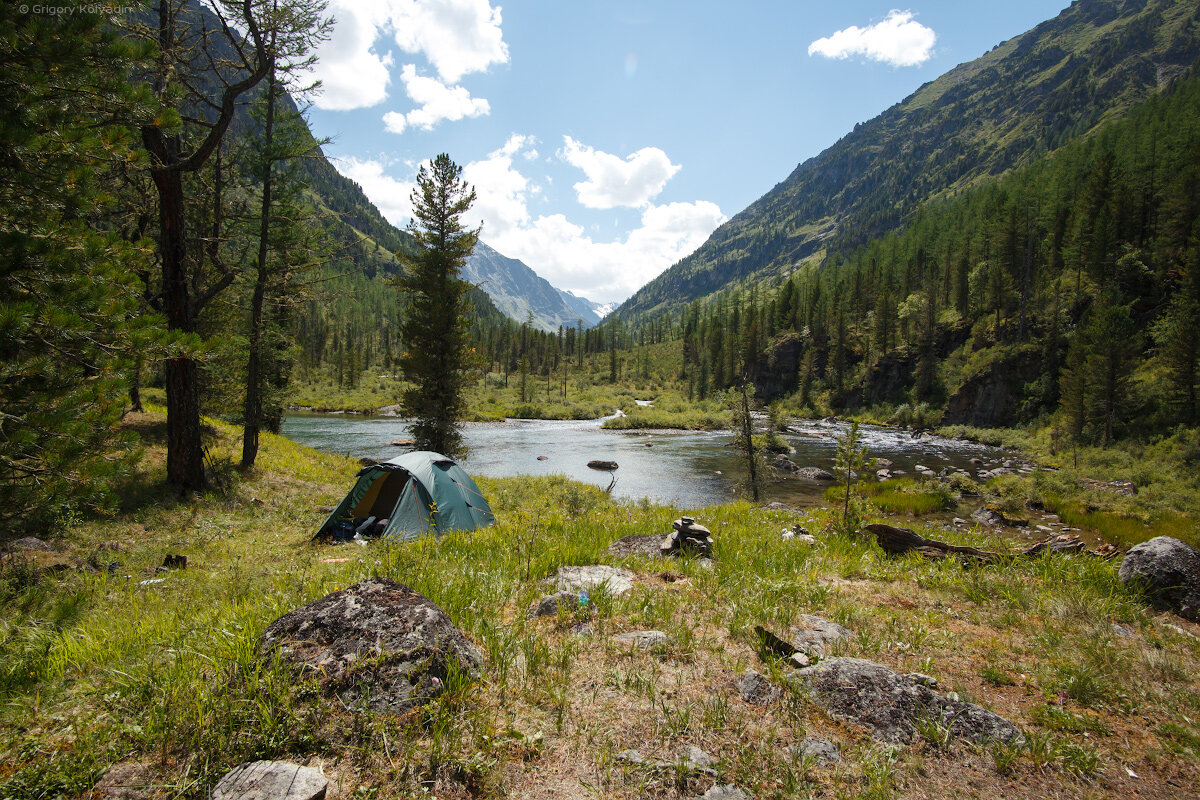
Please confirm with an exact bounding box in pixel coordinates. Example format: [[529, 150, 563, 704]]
[[1, 411, 1197, 798]]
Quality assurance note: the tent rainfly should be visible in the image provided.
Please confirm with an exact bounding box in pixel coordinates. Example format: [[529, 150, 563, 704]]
[[317, 451, 495, 541]]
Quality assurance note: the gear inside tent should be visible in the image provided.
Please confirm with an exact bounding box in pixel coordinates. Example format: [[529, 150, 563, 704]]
[[317, 451, 495, 541]]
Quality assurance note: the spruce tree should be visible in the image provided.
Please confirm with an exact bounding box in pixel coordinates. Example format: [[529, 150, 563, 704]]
[[397, 154, 478, 457]]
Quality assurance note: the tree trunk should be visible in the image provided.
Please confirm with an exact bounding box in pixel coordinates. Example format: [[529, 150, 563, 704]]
[[152, 157, 206, 490], [741, 381, 759, 502], [242, 278, 266, 467], [242, 62, 277, 469], [128, 354, 143, 413]]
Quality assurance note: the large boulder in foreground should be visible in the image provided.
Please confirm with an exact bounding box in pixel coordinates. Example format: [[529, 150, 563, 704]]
[[1119, 536, 1200, 621], [259, 577, 481, 714], [790, 657, 1023, 745]]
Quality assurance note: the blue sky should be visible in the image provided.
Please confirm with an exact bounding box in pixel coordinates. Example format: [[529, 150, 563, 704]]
[[301, 1, 1072, 304]]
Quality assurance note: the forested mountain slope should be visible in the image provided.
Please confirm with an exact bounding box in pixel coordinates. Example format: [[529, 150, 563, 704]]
[[617, 0, 1200, 319], [672, 64, 1200, 447]]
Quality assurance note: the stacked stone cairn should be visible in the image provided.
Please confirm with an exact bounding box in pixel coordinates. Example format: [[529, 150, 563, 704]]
[[661, 517, 714, 558]]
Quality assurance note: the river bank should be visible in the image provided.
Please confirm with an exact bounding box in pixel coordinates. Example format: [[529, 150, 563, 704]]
[[3, 410, 1199, 799]]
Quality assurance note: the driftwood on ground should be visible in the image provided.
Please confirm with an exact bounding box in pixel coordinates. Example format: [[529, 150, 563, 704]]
[[864, 523, 1113, 562], [864, 523, 1001, 562]]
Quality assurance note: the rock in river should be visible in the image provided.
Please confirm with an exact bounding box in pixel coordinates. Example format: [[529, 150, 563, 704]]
[[587, 459, 619, 470], [790, 657, 1023, 745], [1119, 536, 1200, 622], [795, 467, 836, 482], [772, 454, 800, 474], [258, 577, 481, 714]]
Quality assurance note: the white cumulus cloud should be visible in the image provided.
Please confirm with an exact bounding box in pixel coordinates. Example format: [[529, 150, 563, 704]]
[[462, 135, 538, 240], [329, 155, 416, 227], [461, 136, 724, 301], [305, 2, 395, 110], [392, 65, 490, 131], [305, 0, 507, 112], [382, 111, 408, 134], [333, 136, 725, 303], [808, 10, 936, 68], [390, 0, 509, 84], [559, 137, 681, 209]]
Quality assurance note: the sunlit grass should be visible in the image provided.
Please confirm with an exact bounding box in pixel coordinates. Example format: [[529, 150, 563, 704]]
[[1, 411, 1197, 798]]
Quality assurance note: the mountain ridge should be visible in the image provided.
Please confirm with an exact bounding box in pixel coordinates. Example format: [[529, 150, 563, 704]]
[[615, 0, 1200, 320], [462, 241, 604, 332]]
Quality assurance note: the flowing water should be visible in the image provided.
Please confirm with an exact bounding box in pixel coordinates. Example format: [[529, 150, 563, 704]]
[[281, 412, 1009, 509]]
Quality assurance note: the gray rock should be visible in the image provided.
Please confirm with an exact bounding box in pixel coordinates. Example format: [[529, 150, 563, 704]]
[[661, 522, 715, 558], [1118, 536, 1200, 621], [556, 564, 635, 597], [1111, 623, 1135, 639], [679, 745, 717, 774], [785, 737, 841, 765], [7, 536, 52, 552], [772, 455, 800, 474], [258, 577, 481, 714], [616, 749, 646, 765], [790, 657, 1023, 745], [607, 534, 668, 558], [971, 506, 1004, 526], [612, 630, 671, 650], [791, 614, 853, 656], [528, 591, 577, 618], [736, 668, 781, 705], [907, 672, 939, 688], [211, 761, 326, 800], [795, 467, 836, 482], [694, 787, 750, 800], [92, 762, 156, 800]]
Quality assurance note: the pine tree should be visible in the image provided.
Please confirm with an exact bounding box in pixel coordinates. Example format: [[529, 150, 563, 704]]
[[0, 6, 153, 531], [134, 0, 272, 490], [1152, 293, 1199, 425], [396, 154, 479, 456], [728, 379, 768, 501], [1078, 294, 1137, 445]]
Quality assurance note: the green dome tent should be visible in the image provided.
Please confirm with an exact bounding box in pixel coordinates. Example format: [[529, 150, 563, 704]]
[[317, 451, 495, 541]]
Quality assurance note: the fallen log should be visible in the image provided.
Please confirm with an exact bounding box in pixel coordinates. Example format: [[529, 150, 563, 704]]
[[866, 523, 1118, 563], [864, 523, 1001, 562], [1021, 533, 1085, 557]]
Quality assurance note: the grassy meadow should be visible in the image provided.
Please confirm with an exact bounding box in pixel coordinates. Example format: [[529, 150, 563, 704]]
[[3, 411, 1199, 799]]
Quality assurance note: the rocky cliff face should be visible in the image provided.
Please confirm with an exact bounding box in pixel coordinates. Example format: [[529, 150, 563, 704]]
[[462, 241, 602, 332]]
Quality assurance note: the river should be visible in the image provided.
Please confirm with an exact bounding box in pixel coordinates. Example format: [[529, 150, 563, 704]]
[[280, 413, 1007, 509]]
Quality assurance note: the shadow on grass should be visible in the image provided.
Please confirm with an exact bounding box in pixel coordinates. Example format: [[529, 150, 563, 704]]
[[111, 412, 228, 515]]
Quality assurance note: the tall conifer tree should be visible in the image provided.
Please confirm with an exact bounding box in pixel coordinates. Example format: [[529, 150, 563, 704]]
[[397, 154, 478, 457]]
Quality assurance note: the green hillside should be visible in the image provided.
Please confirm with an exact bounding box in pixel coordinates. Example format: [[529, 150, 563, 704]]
[[667, 61, 1200, 455], [617, 0, 1200, 320]]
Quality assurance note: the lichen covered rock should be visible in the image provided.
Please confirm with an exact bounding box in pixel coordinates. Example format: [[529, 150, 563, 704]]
[[259, 577, 481, 714]]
